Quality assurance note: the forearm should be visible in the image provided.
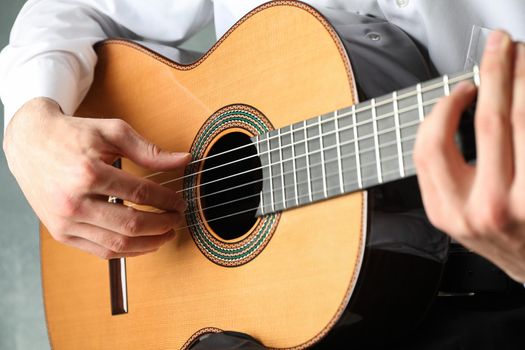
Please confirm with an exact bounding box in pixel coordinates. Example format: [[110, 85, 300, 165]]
[[0, 1, 119, 134], [0, 0, 213, 134]]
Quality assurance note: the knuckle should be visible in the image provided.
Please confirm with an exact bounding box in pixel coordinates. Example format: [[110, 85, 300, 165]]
[[56, 193, 83, 218], [100, 250, 118, 260], [110, 237, 131, 253], [54, 233, 71, 245], [109, 119, 131, 141], [455, 216, 479, 240], [131, 183, 150, 204], [427, 211, 453, 235], [123, 215, 142, 236], [76, 160, 100, 190], [475, 111, 508, 135], [161, 218, 176, 233], [112, 119, 130, 133], [49, 221, 69, 237], [427, 206, 472, 240], [477, 200, 511, 233], [147, 142, 162, 159]]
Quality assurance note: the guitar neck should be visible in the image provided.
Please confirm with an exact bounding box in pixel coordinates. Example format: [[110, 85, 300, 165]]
[[255, 68, 480, 216]]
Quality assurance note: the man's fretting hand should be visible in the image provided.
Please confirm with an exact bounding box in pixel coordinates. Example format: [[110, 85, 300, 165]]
[[414, 31, 525, 283], [3, 98, 189, 259]]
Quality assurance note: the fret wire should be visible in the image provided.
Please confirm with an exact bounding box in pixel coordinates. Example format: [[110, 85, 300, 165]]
[[291, 126, 299, 206], [175, 124, 424, 207], [191, 145, 418, 218], [416, 83, 424, 122], [392, 91, 405, 177], [473, 65, 480, 87], [352, 105, 363, 188], [176, 108, 428, 196], [334, 111, 344, 194], [146, 71, 477, 183], [443, 74, 450, 96], [153, 96, 445, 216], [278, 129, 286, 209], [172, 98, 438, 193], [318, 116, 328, 198], [371, 98, 383, 183], [175, 161, 421, 231], [267, 135, 275, 212], [146, 131, 423, 215], [334, 72, 472, 121], [304, 120, 313, 202], [255, 135, 265, 215]]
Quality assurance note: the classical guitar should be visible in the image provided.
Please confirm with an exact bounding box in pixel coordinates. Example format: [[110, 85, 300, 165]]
[[41, 1, 479, 349]]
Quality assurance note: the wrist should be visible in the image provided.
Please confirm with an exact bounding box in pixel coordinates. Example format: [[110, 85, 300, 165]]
[[3, 97, 63, 154], [17, 97, 62, 116]]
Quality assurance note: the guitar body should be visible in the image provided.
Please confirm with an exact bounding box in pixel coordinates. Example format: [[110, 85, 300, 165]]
[[41, 2, 442, 349]]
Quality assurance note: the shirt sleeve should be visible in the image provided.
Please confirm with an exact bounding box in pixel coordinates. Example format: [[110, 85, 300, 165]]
[[0, 0, 213, 133]]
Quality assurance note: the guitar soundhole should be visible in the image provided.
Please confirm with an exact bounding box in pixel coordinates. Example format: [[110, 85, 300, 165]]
[[200, 132, 263, 240]]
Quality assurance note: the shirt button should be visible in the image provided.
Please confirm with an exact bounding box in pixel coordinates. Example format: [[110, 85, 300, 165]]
[[366, 32, 381, 41], [396, 0, 409, 8]]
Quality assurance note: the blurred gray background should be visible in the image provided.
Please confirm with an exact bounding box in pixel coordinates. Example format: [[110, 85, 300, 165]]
[[0, 2, 214, 349]]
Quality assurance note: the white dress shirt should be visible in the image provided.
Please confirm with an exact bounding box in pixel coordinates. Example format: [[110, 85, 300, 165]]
[[1, 0, 525, 133]]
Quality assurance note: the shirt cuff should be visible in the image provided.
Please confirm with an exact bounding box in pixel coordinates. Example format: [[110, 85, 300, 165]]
[[2, 56, 86, 134]]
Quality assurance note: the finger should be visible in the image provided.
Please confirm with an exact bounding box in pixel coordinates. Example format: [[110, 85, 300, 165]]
[[475, 30, 515, 192], [71, 222, 174, 253], [512, 43, 525, 188], [80, 199, 183, 237], [104, 120, 191, 170], [414, 82, 477, 231], [62, 236, 154, 259], [98, 163, 187, 211], [417, 82, 477, 192]]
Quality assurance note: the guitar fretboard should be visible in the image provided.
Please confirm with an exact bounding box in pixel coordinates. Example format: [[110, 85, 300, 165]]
[[254, 68, 480, 216]]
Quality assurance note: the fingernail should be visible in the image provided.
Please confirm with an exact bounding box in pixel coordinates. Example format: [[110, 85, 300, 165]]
[[486, 31, 506, 51], [171, 152, 191, 160]]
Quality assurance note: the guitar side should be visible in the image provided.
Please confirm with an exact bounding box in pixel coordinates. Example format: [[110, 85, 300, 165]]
[[41, 2, 366, 349]]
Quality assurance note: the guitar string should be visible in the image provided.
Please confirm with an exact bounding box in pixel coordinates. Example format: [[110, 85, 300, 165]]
[[179, 117, 420, 202], [144, 70, 475, 180], [171, 163, 418, 232], [161, 100, 424, 189], [178, 145, 416, 218], [128, 131, 418, 214], [186, 132, 417, 205], [166, 97, 436, 193], [142, 70, 476, 181]]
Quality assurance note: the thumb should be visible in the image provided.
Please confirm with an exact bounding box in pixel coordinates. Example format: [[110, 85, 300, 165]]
[[109, 120, 191, 170]]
